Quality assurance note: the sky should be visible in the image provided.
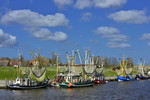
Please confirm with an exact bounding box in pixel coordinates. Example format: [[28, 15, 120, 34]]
[[0, 0, 150, 64]]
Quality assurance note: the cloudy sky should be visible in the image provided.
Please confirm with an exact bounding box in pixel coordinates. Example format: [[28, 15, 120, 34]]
[[0, 0, 150, 64]]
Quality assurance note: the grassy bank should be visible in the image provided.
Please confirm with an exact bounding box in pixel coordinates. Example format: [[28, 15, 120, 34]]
[[0, 66, 57, 80], [0, 67, 17, 80], [104, 67, 117, 77], [0, 66, 140, 80]]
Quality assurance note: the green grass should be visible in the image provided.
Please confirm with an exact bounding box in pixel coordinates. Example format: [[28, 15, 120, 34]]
[[0, 67, 17, 80], [0, 66, 57, 80], [46, 67, 56, 79], [0, 66, 140, 80], [104, 67, 117, 77]]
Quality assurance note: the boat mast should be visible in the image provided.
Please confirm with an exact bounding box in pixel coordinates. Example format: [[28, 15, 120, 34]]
[[66, 52, 70, 73], [36, 49, 41, 67], [18, 53, 22, 81], [66, 52, 72, 82], [138, 58, 145, 76], [77, 50, 84, 77], [120, 56, 127, 77], [101, 61, 104, 74], [56, 54, 59, 77]]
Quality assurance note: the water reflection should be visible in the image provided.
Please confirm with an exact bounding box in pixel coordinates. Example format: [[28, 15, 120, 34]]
[[0, 80, 150, 100]]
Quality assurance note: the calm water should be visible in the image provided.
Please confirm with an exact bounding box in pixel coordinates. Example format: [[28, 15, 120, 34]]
[[0, 80, 150, 100]]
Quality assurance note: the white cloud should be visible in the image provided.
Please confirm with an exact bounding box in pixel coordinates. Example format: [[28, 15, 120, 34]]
[[27, 27, 68, 41], [0, 9, 69, 27], [141, 33, 150, 46], [54, 0, 73, 8], [60, 0, 127, 9], [94, 26, 130, 48], [75, 0, 92, 9], [108, 10, 150, 24], [0, 9, 69, 41], [107, 42, 130, 48], [141, 33, 150, 40], [93, 0, 127, 8], [94, 26, 120, 35], [106, 34, 128, 42], [0, 29, 18, 48], [81, 12, 92, 21]]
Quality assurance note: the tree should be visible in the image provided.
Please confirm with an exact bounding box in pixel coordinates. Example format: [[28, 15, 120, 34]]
[[51, 52, 57, 66], [109, 57, 118, 67]]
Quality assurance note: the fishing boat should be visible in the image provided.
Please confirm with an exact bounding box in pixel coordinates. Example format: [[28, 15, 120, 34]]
[[94, 59, 108, 84], [59, 50, 94, 88], [59, 73, 94, 88], [8, 50, 49, 89], [117, 56, 135, 82], [94, 74, 108, 84], [49, 54, 63, 87], [135, 58, 150, 80]]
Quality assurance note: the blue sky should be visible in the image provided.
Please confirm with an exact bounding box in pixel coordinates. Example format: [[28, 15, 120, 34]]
[[0, 0, 150, 64]]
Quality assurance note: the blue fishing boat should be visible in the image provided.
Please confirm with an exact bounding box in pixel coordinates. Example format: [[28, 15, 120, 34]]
[[117, 56, 135, 82], [117, 75, 135, 81]]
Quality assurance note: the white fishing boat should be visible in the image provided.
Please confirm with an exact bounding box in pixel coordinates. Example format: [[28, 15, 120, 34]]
[[8, 50, 49, 89]]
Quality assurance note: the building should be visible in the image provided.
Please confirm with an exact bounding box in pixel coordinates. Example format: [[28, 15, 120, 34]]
[[0, 61, 10, 66]]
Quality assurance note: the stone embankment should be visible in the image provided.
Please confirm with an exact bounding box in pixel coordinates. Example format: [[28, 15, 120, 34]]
[[0, 80, 14, 89]]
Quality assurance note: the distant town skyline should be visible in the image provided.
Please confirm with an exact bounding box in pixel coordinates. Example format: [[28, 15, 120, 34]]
[[0, 0, 150, 64]]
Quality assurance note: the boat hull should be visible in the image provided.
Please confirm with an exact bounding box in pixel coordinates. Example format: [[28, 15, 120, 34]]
[[50, 81, 60, 87], [59, 81, 94, 88], [94, 80, 108, 84], [8, 84, 48, 90], [135, 75, 150, 80], [117, 76, 135, 81], [8, 80, 49, 90]]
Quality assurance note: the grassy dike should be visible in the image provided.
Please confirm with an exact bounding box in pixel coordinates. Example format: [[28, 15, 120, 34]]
[[0, 67, 17, 80], [0, 66, 119, 80], [0, 66, 58, 80]]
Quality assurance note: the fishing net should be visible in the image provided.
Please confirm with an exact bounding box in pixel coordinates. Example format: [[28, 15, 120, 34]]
[[95, 66, 103, 74], [30, 66, 46, 82], [84, 65, 96, 74], [71, 66, 82, 75], [125, 63, 133, 75], [20, 67, 30, 77]]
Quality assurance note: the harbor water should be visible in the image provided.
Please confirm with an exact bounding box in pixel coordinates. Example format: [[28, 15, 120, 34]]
[[0, 80, 150, 100]]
